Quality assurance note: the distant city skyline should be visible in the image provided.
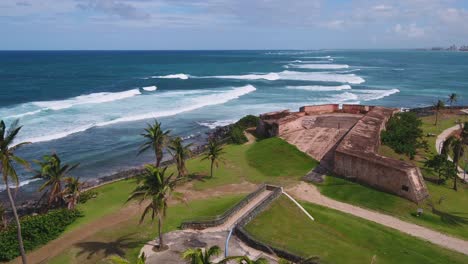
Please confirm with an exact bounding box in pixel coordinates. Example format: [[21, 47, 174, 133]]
[[1, 0, 468, 50]]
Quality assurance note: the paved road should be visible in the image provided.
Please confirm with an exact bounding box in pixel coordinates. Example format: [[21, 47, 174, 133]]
[[287, 182, 468, 256]]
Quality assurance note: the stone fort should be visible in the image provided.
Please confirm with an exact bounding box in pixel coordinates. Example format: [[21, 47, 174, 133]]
[[256, 104, 429, 203]]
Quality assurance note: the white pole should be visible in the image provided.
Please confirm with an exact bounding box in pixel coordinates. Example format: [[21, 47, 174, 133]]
[[281, 188, 315, 221]]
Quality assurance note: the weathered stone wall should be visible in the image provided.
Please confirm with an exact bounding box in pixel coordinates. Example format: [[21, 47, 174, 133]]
[[300, 104, 339, 115], [334, 107, 429, 202]]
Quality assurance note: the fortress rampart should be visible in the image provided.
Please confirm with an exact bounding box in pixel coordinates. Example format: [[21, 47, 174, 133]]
[[257, 104, 429, 203]]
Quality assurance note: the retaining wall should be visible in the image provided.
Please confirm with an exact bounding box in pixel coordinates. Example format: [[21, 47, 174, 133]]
[[180, 184, 267, 230], [300, 104, 339, 115]]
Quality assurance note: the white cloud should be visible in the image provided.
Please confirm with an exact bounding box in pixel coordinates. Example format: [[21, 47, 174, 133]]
[[393, 23, 425, 38]]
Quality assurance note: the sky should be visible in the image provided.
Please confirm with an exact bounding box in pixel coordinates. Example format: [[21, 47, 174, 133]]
[[1, 0, 468, 50]]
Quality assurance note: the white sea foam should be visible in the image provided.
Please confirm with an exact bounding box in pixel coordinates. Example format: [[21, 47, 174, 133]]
[[16, 85, 257, 144], [288, 64, 350, 69], [7, 109, 43, 119], [96, 85, 256, 127], [142, 86, 157, 91], [207, 71, 365, 84], [333, 92, 359, 102], [355, 89, 400, 101], [337, 69, 361, 74], [286, 85, 352, 91], [155, 73, 190, 80], [33, 89, 141, 110], [0, 178, 41, 191], [197, 119, 237, 129]]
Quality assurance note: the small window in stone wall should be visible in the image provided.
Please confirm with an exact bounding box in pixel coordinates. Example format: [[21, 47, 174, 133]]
[[402, 185, 409, 192]]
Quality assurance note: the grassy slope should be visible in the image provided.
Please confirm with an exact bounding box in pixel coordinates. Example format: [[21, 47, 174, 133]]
[[319, 113, 468, 239], [46, 137, 317, 263], [167, 137, 317, 190], [49, 194, 245, 264], [245, 196, 468, 264]]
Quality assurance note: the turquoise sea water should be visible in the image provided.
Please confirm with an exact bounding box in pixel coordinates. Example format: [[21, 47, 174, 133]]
[[1, 50, 468, 193]]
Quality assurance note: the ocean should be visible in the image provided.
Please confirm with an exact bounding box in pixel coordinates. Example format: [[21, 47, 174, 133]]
[[1, 50, 468, 195]]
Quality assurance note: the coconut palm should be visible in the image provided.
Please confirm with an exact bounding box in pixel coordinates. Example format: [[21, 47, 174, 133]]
[[33, 153, 79, 208], [138, 120, 171, 168], [182, 245, 222, 264], [168, 137, 193, 178], [433, 100, 445, 126], [62, 177, 83, 210], [202, 139, 225, 178], [447, 93, 458, 109], [0, 120, 30, 263], [128, 165, 181, 250], [0, 202, 7, 229], [443, 135, 464, 191]]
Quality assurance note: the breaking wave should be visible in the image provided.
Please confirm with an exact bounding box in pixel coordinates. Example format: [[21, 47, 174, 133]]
[[197, 119, 236, 129], [12, 85, 257, 144], [154, 73, 190, 80], [142, 86, 157, 91], [286, 85, 352, 91], [287, 64, 350, 70], [33, 89, 141, 111], [0, 178, 41, 192]]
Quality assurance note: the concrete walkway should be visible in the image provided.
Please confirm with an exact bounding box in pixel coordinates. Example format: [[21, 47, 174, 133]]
[[287, 182, 468, 256], [435, 124, 466, 181]]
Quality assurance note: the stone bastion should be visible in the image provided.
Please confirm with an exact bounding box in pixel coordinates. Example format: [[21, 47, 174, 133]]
[[256, 104, 429, 203]]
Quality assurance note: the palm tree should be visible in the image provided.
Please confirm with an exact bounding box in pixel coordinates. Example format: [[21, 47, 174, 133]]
[[443, 135, 464, 191], [0, 120, 30, 264], [202, 139, 225, 178], [138, 120, 171, 168], [34, 153, 79, 208], [433, 100, 445, 126], [182, 245, 222, 264], [107, 253, 146, 264], [128, 165, 181, 250], [62, 177, 83, 210], [168, 137, 193, 178], [447, 93, 458, 110], [0, 202, 7, 230]]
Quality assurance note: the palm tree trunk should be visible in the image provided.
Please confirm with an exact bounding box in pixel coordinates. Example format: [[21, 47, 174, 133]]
[[158, 217, 164, 249], [435, 110, 439, 126], [155, 149, 161, 168], [5, 181, 27, 264], [210, 159, 214, 178]]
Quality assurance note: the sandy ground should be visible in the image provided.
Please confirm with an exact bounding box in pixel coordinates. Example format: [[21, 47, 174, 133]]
[[287, 182, 468, 256]]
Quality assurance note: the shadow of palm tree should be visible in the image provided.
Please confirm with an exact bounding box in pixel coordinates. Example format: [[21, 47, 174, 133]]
[[432, 208, 468, 226], [74, 234, 142, 259]]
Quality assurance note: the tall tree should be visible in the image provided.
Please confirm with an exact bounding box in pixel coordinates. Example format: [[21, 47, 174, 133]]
[[168, 137, 193, 178], [138, 120, 171, 168], [433, 100, 445, 126], [33, 153, 79, 208], [443, 135, 464, 191], [0, 120, 30, 263], [0, 202, 7, 229], [447, 93, 458, 109], [202, 139, 225, 178], [424, 154, 449, 184], [62, 177, 83, 210], [128, 165, 181, 250], [182, 245, 222, 264]]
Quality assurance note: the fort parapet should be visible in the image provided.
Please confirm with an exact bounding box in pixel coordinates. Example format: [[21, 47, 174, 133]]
[[257, 104, 429, 203]]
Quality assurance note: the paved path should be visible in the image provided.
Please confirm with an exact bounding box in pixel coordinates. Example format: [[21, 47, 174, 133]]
[[435, 124, 466, 180], [287, 182, 468, 256]]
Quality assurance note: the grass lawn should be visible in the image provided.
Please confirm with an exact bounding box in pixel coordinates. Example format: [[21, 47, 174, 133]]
[[319, 112, 468, 240], [168, 137, 317, 190], [245, 196, 468, 264], [48, 194, 245, 264]]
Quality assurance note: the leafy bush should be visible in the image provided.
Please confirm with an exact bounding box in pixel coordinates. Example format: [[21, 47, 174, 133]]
[[235, 115, 260, 130], [381, 112, 424, 159], [79, 190, 98, 204], [0, 209, 82, 261], [229, 126, 248, 144]]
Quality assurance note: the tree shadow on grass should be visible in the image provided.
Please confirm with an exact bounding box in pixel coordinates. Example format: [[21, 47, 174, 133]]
[[74, 234, 142, 260], [432, 208, 468, 226], [187, 173, 210, 182]]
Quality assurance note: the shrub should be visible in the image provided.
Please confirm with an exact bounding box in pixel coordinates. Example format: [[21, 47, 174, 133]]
[[229, 126, 248, 144], [0, 209, 82, 261], [79, 190, 98, 204], [381, 112, 424, 159], [235, 115, 260, 130]]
